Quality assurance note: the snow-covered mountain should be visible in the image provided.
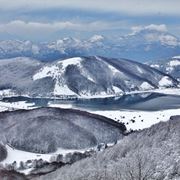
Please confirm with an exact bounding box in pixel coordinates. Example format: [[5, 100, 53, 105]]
[[0, 56, 178, 98], [117, 26, 180, 61], [150, 56, 180, 81], [0, 27, 180, 62]]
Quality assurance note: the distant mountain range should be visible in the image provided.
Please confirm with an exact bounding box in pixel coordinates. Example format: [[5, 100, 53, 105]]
[[0, 56, 178, 98], [0, 27, 180, 62], [150, 56, 180, 81]]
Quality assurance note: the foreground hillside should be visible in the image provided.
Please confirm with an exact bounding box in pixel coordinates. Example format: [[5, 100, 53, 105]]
[[34, 116, 180, 180], [0, 108, 125, 154], [0, 56, 178, 98]]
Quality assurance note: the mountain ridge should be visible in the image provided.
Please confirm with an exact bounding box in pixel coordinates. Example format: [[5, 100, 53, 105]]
[[0, 56, 178, 99], [0, 27, 180, 62]]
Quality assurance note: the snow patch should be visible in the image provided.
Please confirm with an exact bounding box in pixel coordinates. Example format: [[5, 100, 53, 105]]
[[48, 102, 73, 109], [172, 55, 180, 59], [59, 57, 82, 68], [169, 60, 180, 67], [140, 82, 154, 90], [54, 82, 76, 96], [159, 76, 173, 87], [92, 108, 180, 131], [1, 145, 86, 174], [0, 89, 16, 97], [33, 57, 83, 96], [166, 66, 174, 73], [113, 86, 123, 94], [136, 66, 144, 74], [150, 64, 160, 68], [0, 101, 35, 110], [33, 65, 59, 81], [89, 35, 104, 43]]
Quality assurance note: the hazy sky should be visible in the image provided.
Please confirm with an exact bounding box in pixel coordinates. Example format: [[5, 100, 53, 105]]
[[0, 0, 180, 41]]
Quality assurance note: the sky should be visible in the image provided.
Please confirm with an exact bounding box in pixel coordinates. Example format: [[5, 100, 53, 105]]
[[0, 0, 180, 42]]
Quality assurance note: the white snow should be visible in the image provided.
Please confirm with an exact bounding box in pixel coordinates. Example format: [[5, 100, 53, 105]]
[[0, 106, 8, 112], [33, 57, 83, 96], [166, 66, 174, 73], [92, 108, 180, 131], [126, 88, 180, 96], [159, 76, 173, 87], [0, 89, 16, 97], [1, 145, 86, 174], [172, 55, 180, 59], [60, 57, 82, 69], [89, 35, 104, 43], [48, 102, 73, 109], [54, 82, 76, 96], [79, 93, 118, 99], [0, 101, 35, 111], [33, 65, 59, 81], [140, 82, 154, 90], [153, 88, 180, 95], [113, 86, 123, 94], [107, 64, 120, 74], [159, 35, 178, 46], [150, 64, 160, 68], [169, 60, 180, 67], [96, 56, 123, 76], [136, 66, 144, 74]]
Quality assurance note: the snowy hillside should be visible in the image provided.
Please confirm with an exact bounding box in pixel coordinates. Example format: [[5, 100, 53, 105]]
[[0, 108, 125, 154], [33, 116, 180, 180], [0, 56, 178, 98]]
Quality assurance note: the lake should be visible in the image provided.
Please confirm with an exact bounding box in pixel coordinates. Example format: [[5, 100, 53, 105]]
[[1, 92, 180, 111]]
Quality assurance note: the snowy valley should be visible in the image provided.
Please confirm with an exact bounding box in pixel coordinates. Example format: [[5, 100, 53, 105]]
[[0, 55, 180, 179]]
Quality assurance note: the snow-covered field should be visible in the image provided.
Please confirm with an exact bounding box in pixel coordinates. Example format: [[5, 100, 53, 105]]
[[0, 89, 16, 97], [48, 102, 73, 109], [126, 88, 180, 96], [0, 101, 36, 112], [92, 108, 180, 131], [1, 145, 87, 174]]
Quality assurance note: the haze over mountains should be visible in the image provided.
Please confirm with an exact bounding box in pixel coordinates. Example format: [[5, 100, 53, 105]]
[[0, 26, 180, 62], [0, 56, 178, 98]]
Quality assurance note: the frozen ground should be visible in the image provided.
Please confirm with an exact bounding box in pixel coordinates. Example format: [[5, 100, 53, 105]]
[[92, 108, 180, 131], [1, 145, 86, 175], [126, 88, 180, 96], [0, 101, 35, 112]]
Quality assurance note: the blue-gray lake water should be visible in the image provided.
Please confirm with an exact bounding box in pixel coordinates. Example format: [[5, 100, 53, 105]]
[[1, 92, 180, 111]]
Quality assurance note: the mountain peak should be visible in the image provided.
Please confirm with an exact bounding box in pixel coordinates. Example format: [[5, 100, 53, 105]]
[[89, 35, 104, 43]]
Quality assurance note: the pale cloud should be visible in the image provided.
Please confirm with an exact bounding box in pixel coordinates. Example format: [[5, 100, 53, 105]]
[[0, 20, 126, 39], [131, 24, 167, 34], [0, 0, 180, 16]]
